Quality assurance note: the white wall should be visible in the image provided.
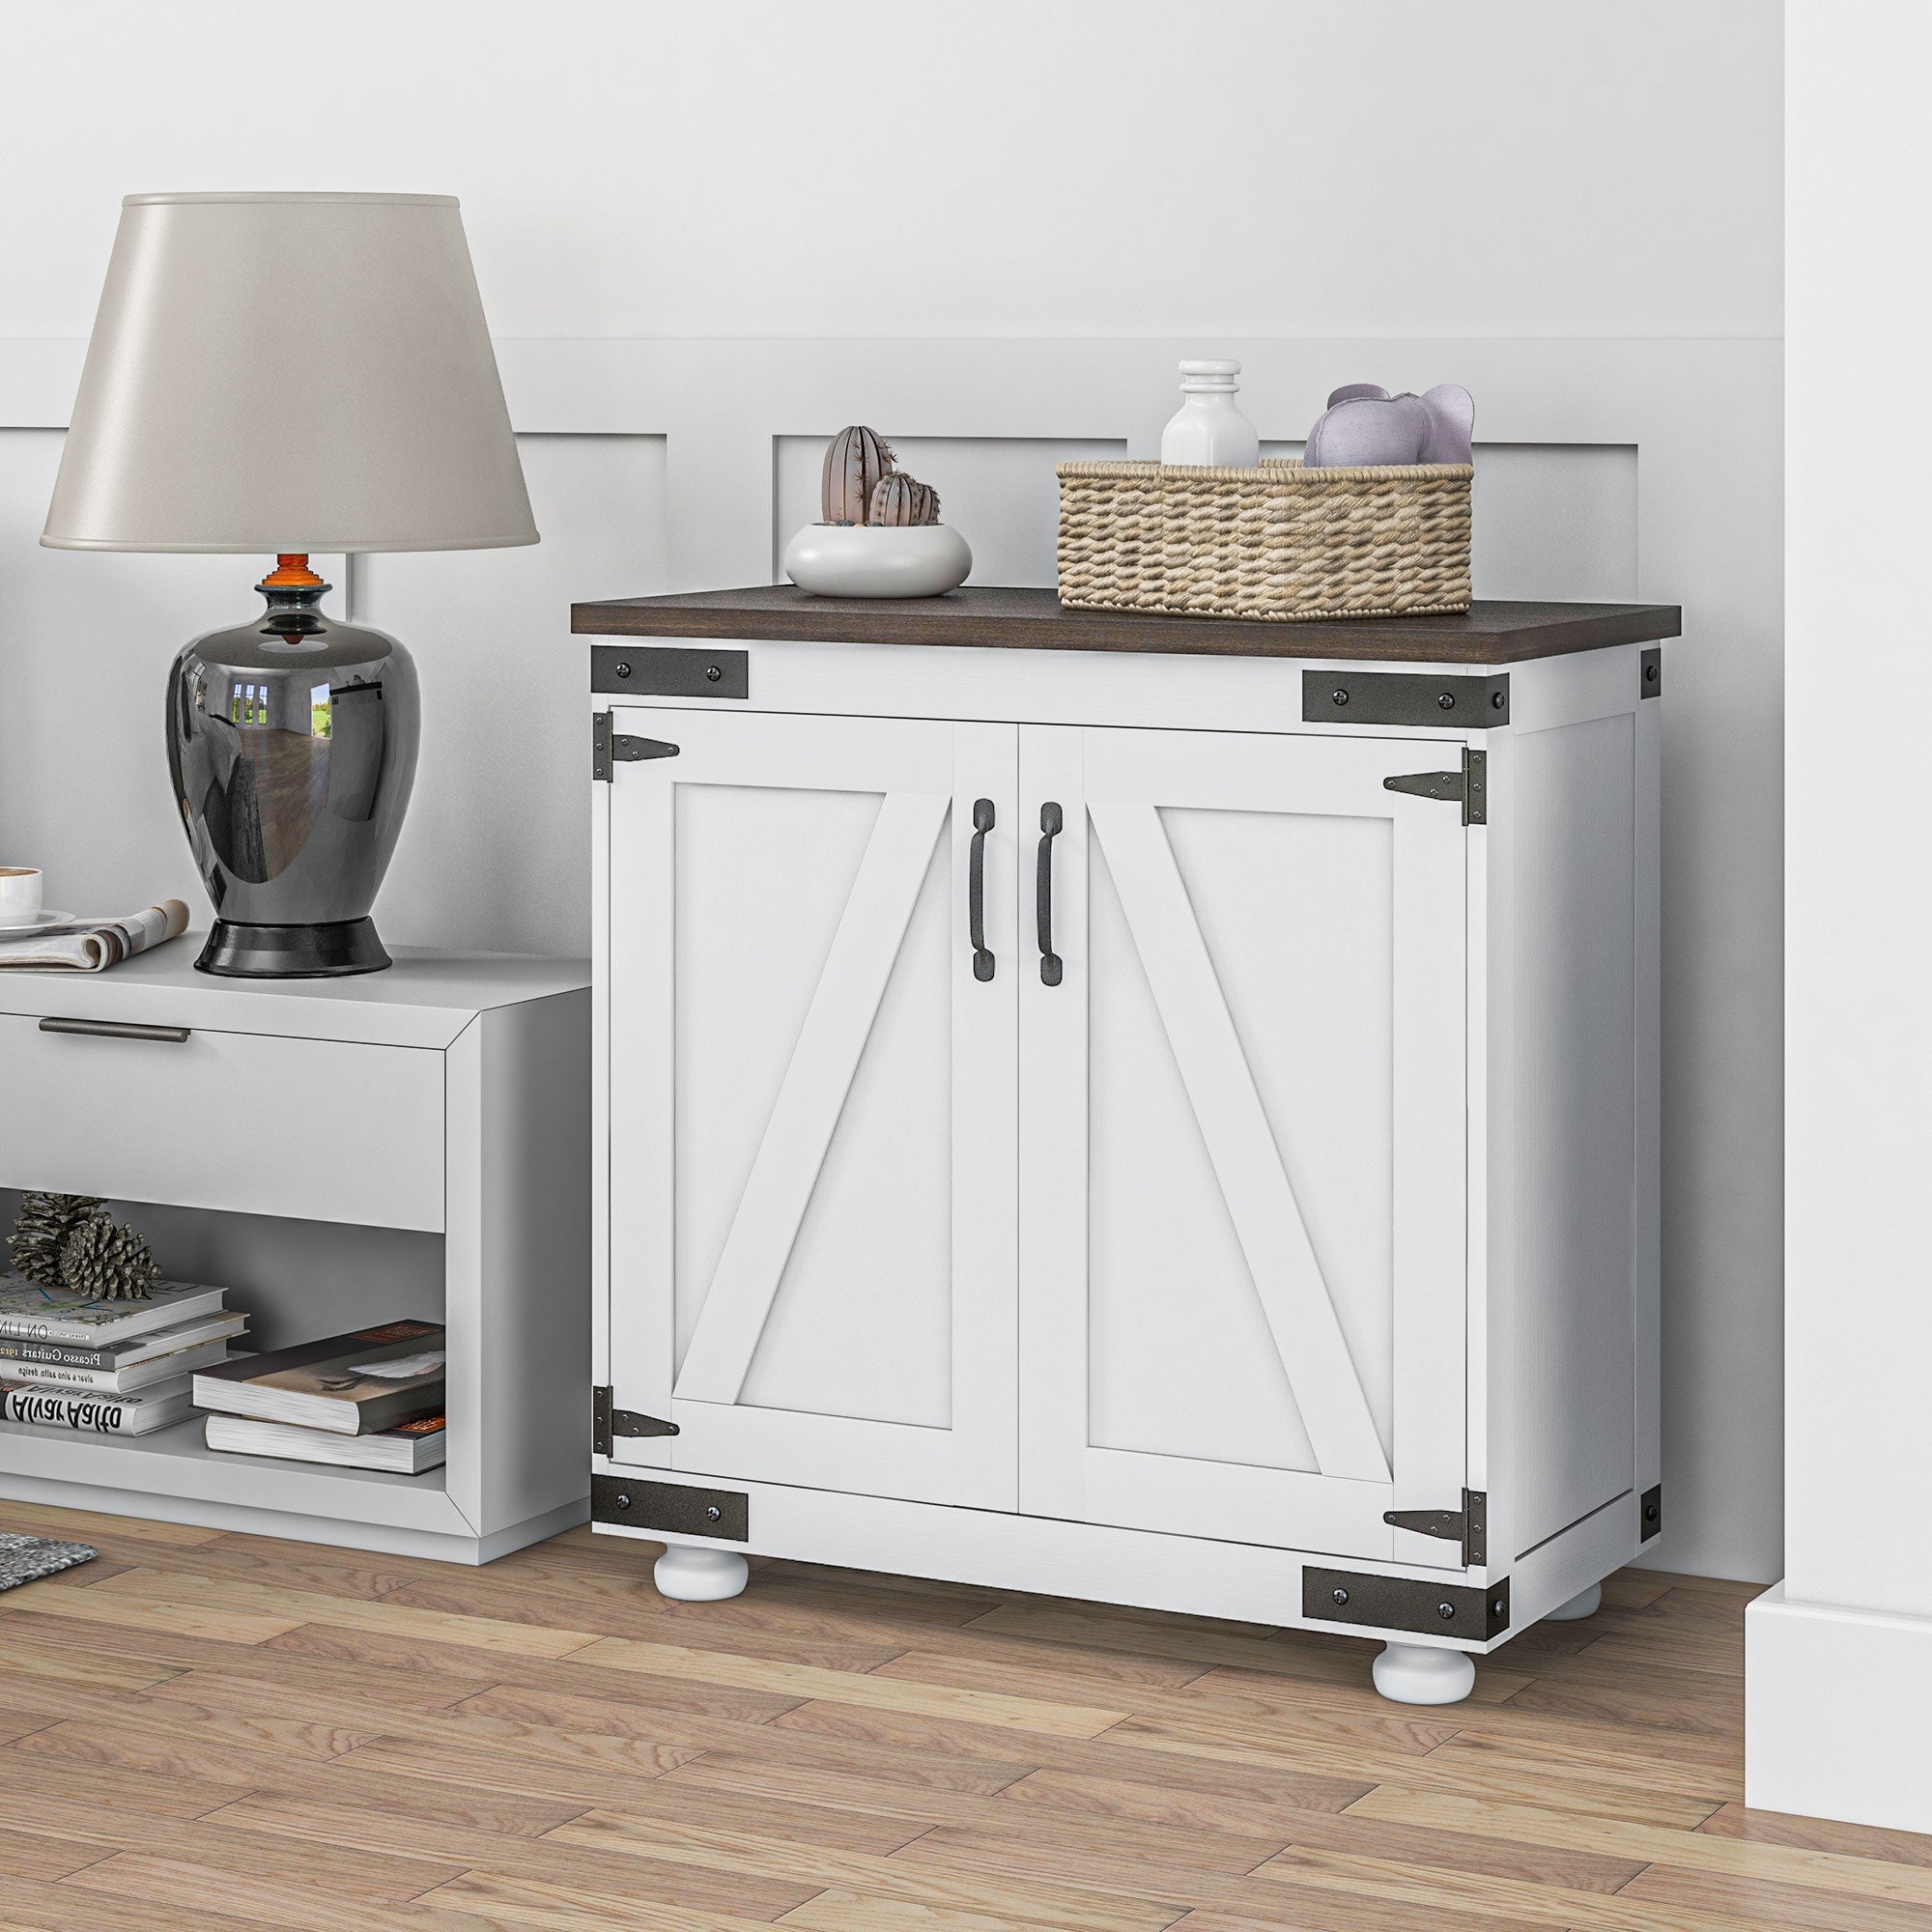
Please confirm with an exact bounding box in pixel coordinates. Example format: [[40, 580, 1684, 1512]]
[[1746, 0, 1932, 1833], [0, 2, 1782, 1583]]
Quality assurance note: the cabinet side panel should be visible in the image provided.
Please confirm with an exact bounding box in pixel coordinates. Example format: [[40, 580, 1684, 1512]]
[[471, 994, 593, 1536], [1513, 713, 1636, 1556]]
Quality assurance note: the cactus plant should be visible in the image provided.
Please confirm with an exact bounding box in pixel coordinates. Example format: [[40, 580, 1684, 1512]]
[[821, 425, 896, 525], [868, 473, 940, 527], [869, 471, 935, 526]]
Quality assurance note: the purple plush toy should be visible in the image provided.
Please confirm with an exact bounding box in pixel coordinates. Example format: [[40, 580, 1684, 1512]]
[[1302, 383, 1474, 468]]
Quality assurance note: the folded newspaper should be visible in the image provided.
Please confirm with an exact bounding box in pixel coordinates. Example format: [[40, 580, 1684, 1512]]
[[0, 900, 190, 973]]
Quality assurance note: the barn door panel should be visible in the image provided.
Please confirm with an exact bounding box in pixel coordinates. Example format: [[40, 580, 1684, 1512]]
[[607, 708, 1018, 1510], [1019, 724, 1467, 1564]]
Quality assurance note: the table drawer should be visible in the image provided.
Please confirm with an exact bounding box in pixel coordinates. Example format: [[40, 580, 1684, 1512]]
[[0, 1013, 444, 1232]]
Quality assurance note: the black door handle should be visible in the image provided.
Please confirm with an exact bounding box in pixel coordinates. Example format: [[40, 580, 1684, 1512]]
[[969, 797, 995, 981], [1037, 802, 1063, 986]]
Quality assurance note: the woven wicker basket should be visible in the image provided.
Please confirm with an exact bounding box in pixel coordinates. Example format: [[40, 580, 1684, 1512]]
[[1056, 459, 1472, 622]]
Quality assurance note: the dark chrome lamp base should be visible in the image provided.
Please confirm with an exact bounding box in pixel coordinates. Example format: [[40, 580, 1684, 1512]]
[[170, 557, 420, 981], [196, 918, 392, 979]]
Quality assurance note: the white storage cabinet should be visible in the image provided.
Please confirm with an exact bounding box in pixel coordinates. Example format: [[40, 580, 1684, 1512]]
[[580, 587, 1675, 1703]]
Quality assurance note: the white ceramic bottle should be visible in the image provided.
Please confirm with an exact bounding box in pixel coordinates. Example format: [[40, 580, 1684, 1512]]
[[1160, 359, 1261, 468]]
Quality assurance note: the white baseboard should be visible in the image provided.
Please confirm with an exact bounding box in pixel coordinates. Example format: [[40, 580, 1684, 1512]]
[[1747, 1578, 1932, 1832]]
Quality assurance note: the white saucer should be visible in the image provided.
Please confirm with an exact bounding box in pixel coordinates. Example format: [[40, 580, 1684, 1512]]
[[0, 910, 74, 932]]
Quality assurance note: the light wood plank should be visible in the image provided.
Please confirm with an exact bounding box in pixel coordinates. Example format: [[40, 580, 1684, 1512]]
[[383, 1567, 911, 1669], [1616, 1863, 1932, 1932], [1695, 1799, 1932, 1866], [337, 1734, 924, 1851], [545, 1810, 1182, 1932], [0, 1499, 225, 1547], [415, 1868, 785, 1931], [79, 1566, 603, 1659], [62, 1855, 479, 1930], [1103, 1716, 1723, 1827], [0, 1577, 305, 1645], [197, 1790, 821, 1921], [781, 1892, 1129, 1932], [0, 1821, 107, 1883], [566, 1634, 1127, 1739], [1346, 1787, 1932, 1907], [1254, 1845, 1775, 1931], [663, 1750, 1293, 1876]]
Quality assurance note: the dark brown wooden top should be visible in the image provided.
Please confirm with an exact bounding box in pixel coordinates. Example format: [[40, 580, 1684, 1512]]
[[571, 586, 1681, 665]]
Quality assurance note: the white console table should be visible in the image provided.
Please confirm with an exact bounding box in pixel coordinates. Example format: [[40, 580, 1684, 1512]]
[[575, 585, 1677, 1704], [0, 944, 590, 1563]]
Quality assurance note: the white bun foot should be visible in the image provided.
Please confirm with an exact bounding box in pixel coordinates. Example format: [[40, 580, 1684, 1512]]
[[1372, 1641, 1477, 1705], [653, 1543, 750, 1602], [1543, 1582, 1604, 1623]]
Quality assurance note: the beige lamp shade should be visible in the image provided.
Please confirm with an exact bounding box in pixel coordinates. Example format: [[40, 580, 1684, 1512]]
[[43, 191, 537, 553]]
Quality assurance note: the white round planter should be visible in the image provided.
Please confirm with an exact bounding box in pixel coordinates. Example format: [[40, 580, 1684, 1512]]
[[783, 523, 972, 599]]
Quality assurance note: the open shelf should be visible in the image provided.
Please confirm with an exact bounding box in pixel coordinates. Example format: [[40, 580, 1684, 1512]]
[[0, 1411, 467, 1537]]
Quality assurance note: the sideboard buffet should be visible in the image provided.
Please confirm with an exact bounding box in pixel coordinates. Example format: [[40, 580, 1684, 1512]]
[[574, 585, 1677, 1704]]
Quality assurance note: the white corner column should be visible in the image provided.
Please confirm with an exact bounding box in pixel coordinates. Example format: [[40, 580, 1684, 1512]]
[[1749, 1, 1932, 1832]]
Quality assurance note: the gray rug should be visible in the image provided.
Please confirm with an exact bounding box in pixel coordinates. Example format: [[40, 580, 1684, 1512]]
[[0, 1529, 97, 1590]]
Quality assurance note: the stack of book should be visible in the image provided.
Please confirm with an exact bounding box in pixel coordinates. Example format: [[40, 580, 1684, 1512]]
[[0, 1276, 248, 1436], [195, 1319, 447, 1474]]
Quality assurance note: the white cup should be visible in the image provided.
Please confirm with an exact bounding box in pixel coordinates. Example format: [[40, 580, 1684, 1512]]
[[0, 867, 43, 923]]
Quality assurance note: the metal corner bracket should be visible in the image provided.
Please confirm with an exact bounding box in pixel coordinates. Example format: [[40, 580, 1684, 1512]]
[[1639, 1483, 1662, 1542]]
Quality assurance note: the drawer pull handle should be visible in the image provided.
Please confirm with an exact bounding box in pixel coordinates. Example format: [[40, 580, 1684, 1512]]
[[39, 1018, 191, 1044], [968, 797, 995, 982], [1037, 801, 1064, 987]]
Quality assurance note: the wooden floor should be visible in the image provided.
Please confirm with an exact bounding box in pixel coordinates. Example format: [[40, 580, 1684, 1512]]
[[0, 1504, 1921, 1932]]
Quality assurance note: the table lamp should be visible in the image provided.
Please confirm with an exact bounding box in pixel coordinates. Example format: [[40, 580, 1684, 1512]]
[[42, 191, 537, 978]]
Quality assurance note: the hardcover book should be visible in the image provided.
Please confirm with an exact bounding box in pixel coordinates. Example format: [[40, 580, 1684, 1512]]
[[0, 1309, 246, 1374], [1, 1328, 244, 1394], [0, 1371, 200, 1436], [0, 1277, 227, 1346], [204, 1411, 447, 1474], [192, 1321, 445, 1435]]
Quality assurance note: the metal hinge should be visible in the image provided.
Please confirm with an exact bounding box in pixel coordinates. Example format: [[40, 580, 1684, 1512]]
[[1384, 1488, 1488, 1566], [1383, 746, 1487, 825], [592, 1383, 680, 1457], [592, 711, 680, 781]]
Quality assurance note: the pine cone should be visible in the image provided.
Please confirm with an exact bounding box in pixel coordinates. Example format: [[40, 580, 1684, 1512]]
[[7, 1191, 106, 1289], [58, 1213, 158, 1302]]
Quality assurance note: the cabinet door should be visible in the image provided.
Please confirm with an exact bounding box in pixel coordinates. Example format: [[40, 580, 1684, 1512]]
[[607, 708, 1018, 1510], [1020, 725, 1467, 1564]]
